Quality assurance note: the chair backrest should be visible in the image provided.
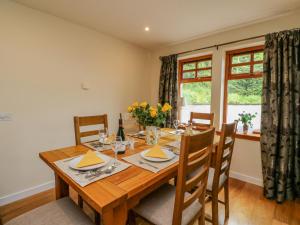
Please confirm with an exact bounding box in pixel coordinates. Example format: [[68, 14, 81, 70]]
[[122, 113, 140, 134], [74, 114, 108, 145], [173, 128, 215, 225], [190, 112, 214, 131], [213, 122, 237, 191]]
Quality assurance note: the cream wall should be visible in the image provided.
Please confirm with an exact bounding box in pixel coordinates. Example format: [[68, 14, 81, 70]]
[[148, 10, 300, 186], [0, 0, 150, 204]]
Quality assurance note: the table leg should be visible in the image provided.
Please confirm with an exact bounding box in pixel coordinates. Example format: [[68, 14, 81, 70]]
[[55, 173, 69, 200], [102, 202, 127, 225]]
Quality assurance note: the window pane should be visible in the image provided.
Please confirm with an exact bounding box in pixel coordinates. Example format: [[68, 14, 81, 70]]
[[197, 60, 211, 69], [227, 78, 262, 130], [181, 82, 211, 123], [197, 69, 211, 77], [231, 65, 250, 74], [254, 52, 264, 61], [232, 54, 251, 64], [253, 63, 263, 73], [181, 82, 211, 105], [183, 63, 196, 70], [183, 71, 195, 79]]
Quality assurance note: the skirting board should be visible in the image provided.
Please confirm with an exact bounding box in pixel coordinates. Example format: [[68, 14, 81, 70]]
[[0, 181, 54, 206], [0, 171, 263, 206], [229, 171, 263, 187]]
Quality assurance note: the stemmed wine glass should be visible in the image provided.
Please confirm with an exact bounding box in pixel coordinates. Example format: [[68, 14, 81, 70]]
[[173, 119, 180, 134], [112, 136, 122, 166], [99, 127, 108, 144]]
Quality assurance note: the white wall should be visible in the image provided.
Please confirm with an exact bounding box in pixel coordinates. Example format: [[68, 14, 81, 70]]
[[148, 10, 300, 186], [0, 0, 150, 204]]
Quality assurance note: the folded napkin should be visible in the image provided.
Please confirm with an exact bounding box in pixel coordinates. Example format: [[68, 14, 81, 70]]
[[76, 150, 104, 168], [145, 145, 168, 159]]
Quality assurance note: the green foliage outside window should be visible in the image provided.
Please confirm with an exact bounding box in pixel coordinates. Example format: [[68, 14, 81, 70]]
[[181, 78, 262, 105], [182, 82, 211, 105]]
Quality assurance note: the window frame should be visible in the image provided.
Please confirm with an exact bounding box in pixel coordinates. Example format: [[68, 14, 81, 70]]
[[178, 55, 213, 84], [223, 45, 264, 138]]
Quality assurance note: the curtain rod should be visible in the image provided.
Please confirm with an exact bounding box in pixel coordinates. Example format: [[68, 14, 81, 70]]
[[176, 34, 265, 55]]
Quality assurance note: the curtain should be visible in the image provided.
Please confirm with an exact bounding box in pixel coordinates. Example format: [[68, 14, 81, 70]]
[[261, 29, 300, 203], [159, 54, 178, 128]]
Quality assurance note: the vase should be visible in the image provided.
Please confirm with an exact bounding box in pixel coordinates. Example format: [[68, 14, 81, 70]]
[[243, 123, 249, 134], [145, 126, 159, 145]]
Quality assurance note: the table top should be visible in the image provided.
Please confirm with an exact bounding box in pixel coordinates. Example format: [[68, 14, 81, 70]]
[[39, 129, 220, 213]]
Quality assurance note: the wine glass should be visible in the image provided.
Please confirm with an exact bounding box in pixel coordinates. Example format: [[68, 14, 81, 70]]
[[173, 119, 180, 133], [99, 127, 108, 144], [112, 136, 122, 166]]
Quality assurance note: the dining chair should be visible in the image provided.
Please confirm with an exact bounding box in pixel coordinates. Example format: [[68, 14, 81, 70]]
[[73, 114, 108, 223], [5, 197, 94, 225], [74, 114, 108, 145], [190, 112, 214, 131], [205, 122, 237, 225], [131, 128, 215, 225]]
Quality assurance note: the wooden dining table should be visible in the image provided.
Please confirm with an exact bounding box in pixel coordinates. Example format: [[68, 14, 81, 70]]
[[39, 129, 220, 225]]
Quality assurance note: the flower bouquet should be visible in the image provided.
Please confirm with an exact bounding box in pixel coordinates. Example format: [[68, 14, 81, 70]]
[[127, 101, 172, 144]]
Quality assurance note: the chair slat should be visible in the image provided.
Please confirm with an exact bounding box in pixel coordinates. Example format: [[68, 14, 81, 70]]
[[183, 182, 205, 210], [188, 129, 215, 153], [78, 115, 107, 126], [185, 166, 207, 192], [187, 151, 210, 174], [222, 151, 231, 162], [80, 130, 99, 137]]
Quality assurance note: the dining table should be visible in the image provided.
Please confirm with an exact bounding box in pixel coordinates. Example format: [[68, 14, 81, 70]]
[[39, 128, 220, 225]]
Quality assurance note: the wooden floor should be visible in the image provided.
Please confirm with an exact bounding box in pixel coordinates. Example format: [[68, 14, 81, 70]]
[[0, 178, 299, 225]]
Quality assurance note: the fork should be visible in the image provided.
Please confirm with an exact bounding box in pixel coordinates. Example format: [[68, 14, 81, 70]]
[[138, 160, 159, 170]]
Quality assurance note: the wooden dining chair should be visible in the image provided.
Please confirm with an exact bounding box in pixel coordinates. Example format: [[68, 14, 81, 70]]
[[5, 197, 94, 225], [131, 128, 215, 225], [73, 115, 108, 224], [205, 122, 237, 225], [190, 112, 214, 131], [74, 114, 108, 145]]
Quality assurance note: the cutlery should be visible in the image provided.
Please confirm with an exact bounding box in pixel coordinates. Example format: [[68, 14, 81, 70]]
[[138, 160, 159, 169], [85, 164, 116, 180]]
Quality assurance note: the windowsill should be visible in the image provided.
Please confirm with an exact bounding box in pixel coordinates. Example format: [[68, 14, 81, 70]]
[[216, 130, 260, 141]]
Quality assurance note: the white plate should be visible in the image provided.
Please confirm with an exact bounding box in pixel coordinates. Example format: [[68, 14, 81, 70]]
[[166, 141, 181, 149], [140, 148, 175, 162], [68, 152, 111, 171], [168, 130, 185, 135]]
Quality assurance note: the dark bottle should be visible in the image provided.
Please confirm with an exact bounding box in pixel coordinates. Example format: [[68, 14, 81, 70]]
[[117, 113, 125, 142]]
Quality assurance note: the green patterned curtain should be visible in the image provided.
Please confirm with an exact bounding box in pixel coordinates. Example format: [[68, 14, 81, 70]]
[[261, 29, 300, 203], [159, 54, 178, 128]]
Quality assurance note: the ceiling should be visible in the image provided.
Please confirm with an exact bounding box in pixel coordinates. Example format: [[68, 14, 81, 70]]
[[13, 0, 300, 49]]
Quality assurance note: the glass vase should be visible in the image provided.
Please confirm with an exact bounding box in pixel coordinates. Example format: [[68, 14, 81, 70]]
[[145, 126, 159, 145]]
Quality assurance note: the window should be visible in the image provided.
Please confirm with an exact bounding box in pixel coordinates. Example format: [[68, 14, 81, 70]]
[[179, 55, 212, 123], [224, 46, 264, 132]]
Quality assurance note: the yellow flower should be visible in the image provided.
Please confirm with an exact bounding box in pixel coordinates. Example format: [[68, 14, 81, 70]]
[[140, 101, 147, 108], [150, 108, 157, 118], [162, 103, 172, 112], [127, 106, 133, 112], [132, 101, 139, 108]]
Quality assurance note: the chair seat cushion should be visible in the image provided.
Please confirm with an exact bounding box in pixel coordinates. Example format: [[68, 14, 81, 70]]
[[6, 197, 94, 225], [133, 184, 202, 225], [207, 167, 227, 191]]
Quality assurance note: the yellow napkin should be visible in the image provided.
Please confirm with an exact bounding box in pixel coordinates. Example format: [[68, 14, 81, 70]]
[[145, 145, 168, 159], [76, 150, 104, 168]]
